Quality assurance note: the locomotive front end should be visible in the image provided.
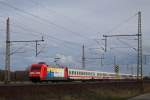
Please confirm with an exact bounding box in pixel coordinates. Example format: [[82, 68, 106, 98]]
[[29, 64, 42, 82]]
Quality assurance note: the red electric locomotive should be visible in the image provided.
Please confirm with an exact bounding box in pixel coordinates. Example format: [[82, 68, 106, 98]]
[[29, 62, 68, 82], [29, 62, 136, 82]]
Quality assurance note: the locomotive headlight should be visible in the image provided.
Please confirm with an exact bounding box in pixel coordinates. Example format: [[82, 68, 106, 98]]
[[30, 72, 40, 74], [30, 72, 34, 74]]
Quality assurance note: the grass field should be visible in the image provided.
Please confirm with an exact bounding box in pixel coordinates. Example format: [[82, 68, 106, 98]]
[[0, 81, 149, 100]]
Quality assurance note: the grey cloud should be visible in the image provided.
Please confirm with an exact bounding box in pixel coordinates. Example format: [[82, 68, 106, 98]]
[[0, 0, 150, 75]]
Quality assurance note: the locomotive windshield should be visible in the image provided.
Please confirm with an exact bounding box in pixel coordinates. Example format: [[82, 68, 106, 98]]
[[31, 66, 41, 71]]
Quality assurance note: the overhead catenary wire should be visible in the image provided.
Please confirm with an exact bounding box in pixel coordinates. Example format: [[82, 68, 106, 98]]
[[0, 17, 81, 61], [9, 20, 82, 50], [106, 12, 138, 34], [30, 0, 96, 35], [0, 1, 89, 40], [0, 1, 94, 62], [116, 38, 137, 51], [0, 1, 85, 51], [7, 26, 82, 57]]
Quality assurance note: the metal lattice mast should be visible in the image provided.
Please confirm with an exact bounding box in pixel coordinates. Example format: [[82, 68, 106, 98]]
[[82, 44, 85, 69], [5, 17, 10, 84], [137, 11, 142, 80], [4, 18, 44, 84], [102, 11, 143, 80]]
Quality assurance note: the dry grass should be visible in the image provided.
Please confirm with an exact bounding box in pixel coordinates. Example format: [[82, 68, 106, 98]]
[[0, 82, 149, 100]]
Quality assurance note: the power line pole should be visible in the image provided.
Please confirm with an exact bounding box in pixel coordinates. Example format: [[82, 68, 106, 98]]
[[5, 17, 10, 84], [114, 56, 116, 65], [104, 36, 107, 52], [102, 11, 143, 80], [100, 54, 104, 66], [82, 44, 85, 69], [137, 11, 142, 80], [4, 18, 44, 84], [114, 56, 119, 75], [143, 55, 150, 65]]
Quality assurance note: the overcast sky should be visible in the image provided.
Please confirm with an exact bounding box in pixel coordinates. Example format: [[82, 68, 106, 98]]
[[0, 0, 150, 75]]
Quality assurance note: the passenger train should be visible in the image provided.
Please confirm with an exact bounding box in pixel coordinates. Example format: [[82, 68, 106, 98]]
[[28, 62, 136, 82]]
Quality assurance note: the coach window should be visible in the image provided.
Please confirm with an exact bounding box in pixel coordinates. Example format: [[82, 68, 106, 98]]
[[98, 73, 100, 76], [97, 73, 98, 76], [69, 71, 71, 74], [93, 73, 95, 76], [99, 73, 101, 76], [73, 71, 75, 75]]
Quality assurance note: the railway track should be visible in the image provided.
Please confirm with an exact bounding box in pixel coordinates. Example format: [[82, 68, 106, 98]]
[[0, 80, 147, 100], [0, 80, 144, 87]]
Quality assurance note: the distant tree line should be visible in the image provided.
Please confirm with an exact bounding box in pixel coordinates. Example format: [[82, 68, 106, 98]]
[[0, 70, 29, 82], [143, 76, 150, 80]]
